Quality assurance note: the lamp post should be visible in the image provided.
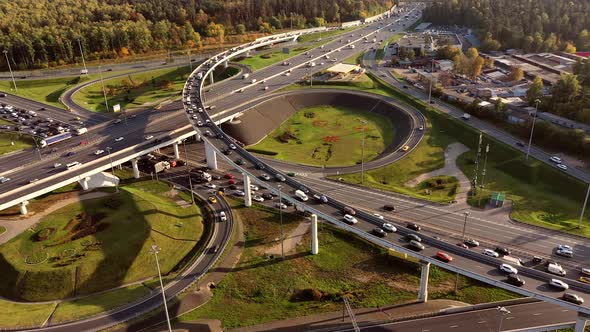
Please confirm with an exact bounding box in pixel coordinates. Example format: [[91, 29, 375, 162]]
[[455, 211, 471, 293], [188, 49, 192, 72], [183, 140, 195, 204], [105, 147, 119, 193], [497, 306, 511, 331], [578, 183, 590, 229], [98, 66, 109, 113], [428, 58, 434, 104], [150, 245, 172, 332], [3, 50, 17, 92], [77, 38, 88, 76], [478, 144, 490, 207], [32, 138, 42, 161], [525, 99, 541, 161], [278, 184, 284, 259], [360, 120, 367, 185]]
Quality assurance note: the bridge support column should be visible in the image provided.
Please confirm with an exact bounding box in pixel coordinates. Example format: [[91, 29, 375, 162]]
[[173, 143, 180, 160], [418, 262, 430, 303], [204, 141, 218, 170], [575, 313, 589, 332], [311, 214, 319, 255], [242, 173, 252, 207], [80, 177, 90, 191], [245, 50, 251, 57], [131, 158, 140, 179], [195, 133, 201, 142], [223, 61, 229, 69], [209, 72, 214, 85], [20, 201, 28, 215]]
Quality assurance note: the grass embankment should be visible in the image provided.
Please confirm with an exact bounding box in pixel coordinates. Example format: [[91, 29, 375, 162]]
[[248, 105, 394, 167], [376, 33, 402, 61], [0, 132, 34, 155], [0, 180, 204, 301], [179, 199, 517, 329], [0, 226, 5, 235], [343, 51, 366, 65], [0, 76, 90, 109], [239, 46, 314, 71], [297, 27, 357, 43], [291, 73, 590, 234]]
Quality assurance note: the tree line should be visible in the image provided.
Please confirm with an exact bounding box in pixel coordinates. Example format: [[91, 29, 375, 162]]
[[422, 0, 590, 53], [0, 0, 393, 70]]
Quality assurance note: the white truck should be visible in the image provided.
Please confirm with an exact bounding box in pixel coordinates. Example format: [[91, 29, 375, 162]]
[[295, 190, 309, 202], [547, 263, 566, 276], [502, 256, 522, 266], [202, 172, 212, 182], [154, 161, 171, 173], [462, 113, 471, 120], [75, 127, 87, 135]]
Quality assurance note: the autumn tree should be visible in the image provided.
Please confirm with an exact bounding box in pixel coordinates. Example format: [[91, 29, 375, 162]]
[[507, 66, 524, 81], [526, 76, 544, 105]]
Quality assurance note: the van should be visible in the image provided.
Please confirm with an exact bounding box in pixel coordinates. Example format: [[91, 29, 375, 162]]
[[343, 206, 355, 215], [547, 263, 566, 276], [294, 190, 308, 202], [66, 161, 82, 170]]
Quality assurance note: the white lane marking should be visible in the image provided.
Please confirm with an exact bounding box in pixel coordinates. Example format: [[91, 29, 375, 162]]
[[506, 317, 514, 320], [477, 321, 487, 324], [561, 309, 569, 312], [449, 325, 459, 328], [533, 313, 542, 316]]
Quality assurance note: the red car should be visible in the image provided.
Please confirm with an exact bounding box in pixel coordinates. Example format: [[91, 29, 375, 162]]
[[228, 179, 236, 185], [435, 251, 453, 263], [224, 173, 234, 179]]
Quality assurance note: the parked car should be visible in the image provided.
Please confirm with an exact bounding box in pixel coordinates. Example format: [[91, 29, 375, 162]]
[[252, 195, 264, 202]]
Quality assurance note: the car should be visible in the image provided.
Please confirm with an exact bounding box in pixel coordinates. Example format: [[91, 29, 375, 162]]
[[115, 137, 124, 142], [436, 251, 453, 263], [499, 263, 518, 274], [29, 178, 39, 184], [457, 243, 469, 249], [373, 213, 384, 219], [144, 135, 154, 140], [205, 183, 216, 189], [563, 293, 584, 305], [372, 228, 387, 237], [235, 158, 245, 165], [260, 173, 271, 181], [343, 206, 356, 216], [227, 179, 236, 185], [506, 273, 525, 287], [557, 163, 568, 171], [262, 193, 273, 200], [113, 119, 122, 124], [382, 223, 397, 232], [406, 223, 421, 231], [275, 174, 286, 182], [558, 244, 573, 251], [66, 151, 76, 157], [549, 279, 569, 290], [549, 156, 562, 163], [516, 142, 525, 147], [219, 211, 227, 222], [224, 173, 234, 179], [253, 195, 264, 202], [94, 149, 104, 155], [53, 163, 62, 168], [582, 268, 590, 276], [249, 184, 258, 191], [418, 125, 424, 131], [495, 247, 511, 256], [483, 249, 500, 257], [0, 176, 10, 184], [223, 149, 233, 155], [409, 240, 425, 251], [255, 162, 265, 170], [234, 190, 245, 197], [556, 248, 573, 258], [464, 238, 479, 247], [343, 214, 358, 224], [383, 204, 395, 211], [579, 277, 590, 285], [208, 196, 218, 204], [401, 145, 410, 152], [274, 202, 288, 209], [406, 233, 421, 242], [533, 256, 543, 264]]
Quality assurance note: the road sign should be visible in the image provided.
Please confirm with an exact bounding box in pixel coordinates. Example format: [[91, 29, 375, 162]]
[[113, 104, 121, 113]]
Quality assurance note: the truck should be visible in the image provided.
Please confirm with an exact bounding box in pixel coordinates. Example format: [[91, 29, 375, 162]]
[[80, 69, 89, 75], [154, 161, 171, 173], [295, 189, 309, 202], [75, 127, 87, 135], [40, 132, 72, 148], [502, 256, 522, 266], [462, 113, 471, 120], [547, 263, 566, 276]]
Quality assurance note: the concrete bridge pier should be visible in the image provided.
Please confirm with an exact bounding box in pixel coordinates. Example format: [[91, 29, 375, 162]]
[[311, 214, 319, 254], [574, 313, 590, 332], [131, 158, 140, 179], [20, 201, 29, 215], [223, 61, 229, 69], [418, 262, 430, 303], [173, 142, 180, 159], [195, 133, 201, 142], [242, 173, 252, 207], [79, 177, 90, 191], [204, 141, 218, 170], [209, 72, 214, 85]]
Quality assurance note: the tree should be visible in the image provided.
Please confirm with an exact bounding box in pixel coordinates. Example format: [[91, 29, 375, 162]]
[[469, 56, 484, 79], [206, 22, 225, 42], [507, 66, 524, 81], [466, 47, 479, 59], [235, 24, 246, 35], [563, 41, 577, 54], [484, 57, 494, 69], [407, 50, 416, 61], [436, 45, 462, 60], [573, 58, 590, 86], [552, 74, 581, 103], [526, 76, 544, 105]]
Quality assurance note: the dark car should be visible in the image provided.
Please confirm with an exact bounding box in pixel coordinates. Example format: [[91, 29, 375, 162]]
[[532, 256, 543, 264], [223, 149, 232, 156], [255, 162, 265, 170], [299, 186, 310, 194], [262, 193, 273, 200], [66, 151, 76, 157], [235, 158, 245, 165], [495, 247, 511, 256], [372, 228, 387, 238], [506, 273, 525, 287], [216, 133, 224, 139], [563, 293, 584, 305], [383, 204, 395, 211], [516, 142, 525, 147], [212, 175, 222, 180], [275, 173, 286, 182], [281, 199, 294, 207], [343, 206, 356, 216], [406, 233, 421, 242], [406, 223, 421, 231]]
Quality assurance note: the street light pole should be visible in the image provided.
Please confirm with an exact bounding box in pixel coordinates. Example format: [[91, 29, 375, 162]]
[[77, 39, 88, 76], [360, 120, 367, 185], [183, 140, 195, 204], [525, 99, 541, 162], [32, 138, 42, 161], [150, 245, 173, 332], [98, 66, 109, 113], [478, 144, 490, 207], [105, 147, 119, 193], [278, 184, 284, 259], [578, 183, 590, 229], [428, 58, 434, 104], [497, 306, 511, 332], [461, 211, 470, 242], [188, 49, 192, 72], [3, 50, 17, 93]]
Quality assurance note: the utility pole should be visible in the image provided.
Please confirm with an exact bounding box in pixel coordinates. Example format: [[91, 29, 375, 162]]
[[183, 140, 195, 204], [98, 66, 109, 113], [472, 132, 483, 196], [360, 120, 367, 185], [478, 144, 490, 207], [77, 38, 88, 76], [278, 185, 285, 259], [525, 99, 541, 161], [578, 183, 590, 229], [150, 245, 173, 332], [188, 49, 192, 72], [428, 58, 434, 104], [3, 50, 17, 93], [455, 211, 470, 293], [105, 147, 119, 193]]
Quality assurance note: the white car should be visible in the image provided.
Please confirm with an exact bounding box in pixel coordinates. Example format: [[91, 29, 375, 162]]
[[144, 135, 154, 140], [582, 268, 590, 276], [483, 249, 500, 257], [253, 196, 264, 202], [418, 125, 424, 131], [94, 149, 104, 155], [54, 163, 62, 168], [197, 121, 203, 126], [343, 214, 358, 224], [558, 244, 573, 251], [499, 263, 518, 274], [373, 213, 384, 219], [550, 156, 562, 163], [219, 211, 227, 222], [250, 184, 259, 191], [0, 176, 10, 184], [205, 183, 216, 189], [260, 173, 271, 181], [549, 279, 569, 290], [115, 137, 124, 142], [274, 202, 288, 209], [382, 223, 397, 232], [229, 144, 237, 150], [234, 190, 245, 197], [556, 248, 574, 258], [557, 163, 568, 171]]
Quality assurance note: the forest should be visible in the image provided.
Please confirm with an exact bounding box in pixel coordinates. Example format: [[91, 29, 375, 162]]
[[422, 0, 590, 53], [0, 0, 393, 70]]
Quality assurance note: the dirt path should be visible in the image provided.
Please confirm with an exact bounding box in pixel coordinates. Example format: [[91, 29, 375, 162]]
[[0, 191, 111, 245], [405, 142, 471, 204], [265, 220, 310, 256]]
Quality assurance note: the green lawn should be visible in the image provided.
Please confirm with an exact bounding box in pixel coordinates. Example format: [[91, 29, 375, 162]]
[[239, 46, 314, 71], [297, 27, 357, 43], [179, 199, 517, 329], [285, 73, 590, 234], [343, 51, 365, 65], [248, 105, 394, 167], [0, 76, 90, 109], [72, 66, 191, 112], [0, 132, 34, 155], [0, 180, 204, 301], [50, 284, 151, 324], [376, 34, 403, 61], [0, 226, 5, 235], [0, 300, 55, 329]]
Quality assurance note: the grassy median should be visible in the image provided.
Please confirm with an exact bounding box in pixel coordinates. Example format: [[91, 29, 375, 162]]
[[0, 76, 90, 109]]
